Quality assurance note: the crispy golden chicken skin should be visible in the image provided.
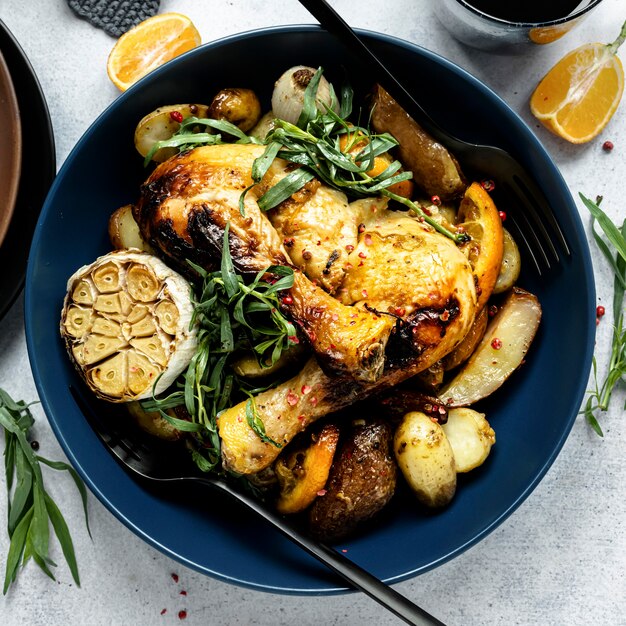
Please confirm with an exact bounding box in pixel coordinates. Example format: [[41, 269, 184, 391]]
[[219, 197, 477, 474], [134, 144, 394, 382]]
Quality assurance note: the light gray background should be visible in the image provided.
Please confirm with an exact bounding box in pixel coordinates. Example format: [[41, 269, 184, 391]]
[[0, 0, 625, 624]]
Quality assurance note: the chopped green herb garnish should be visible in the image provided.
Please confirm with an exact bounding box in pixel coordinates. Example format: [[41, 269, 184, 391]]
[[244, 397, 282, 448], [142, 69, 465, 243], [143, 225, 296, 471]]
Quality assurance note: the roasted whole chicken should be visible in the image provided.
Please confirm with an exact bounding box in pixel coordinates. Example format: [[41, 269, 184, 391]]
[[135, 143, 477, 474]]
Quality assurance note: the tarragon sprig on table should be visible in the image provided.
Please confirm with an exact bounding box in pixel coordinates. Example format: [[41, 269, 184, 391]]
[[1, 389, 90, 593], [580, 193, 626, 436]]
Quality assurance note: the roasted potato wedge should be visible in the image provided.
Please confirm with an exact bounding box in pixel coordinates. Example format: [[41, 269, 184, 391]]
[[208, 88, 261, 133], [134, 104, 210, 162], [370, 84, 465, 199], [249, 111, 277, 141], [376, 389, 448, 424], [443, 305, 488, 371], [308, 418, 396, 541], [441, 408, 495, 472], [231, 342, 307, 379], [493, 228, 522, 294], [394, 411, 456, 508], [108, 204, 153, 252], [275, 424, 340, 514], [439, 287, 542, 407], [127, 401, 182, 442]]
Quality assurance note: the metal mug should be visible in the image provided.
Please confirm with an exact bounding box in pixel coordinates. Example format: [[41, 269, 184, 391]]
[[435, 0, 605, 53]]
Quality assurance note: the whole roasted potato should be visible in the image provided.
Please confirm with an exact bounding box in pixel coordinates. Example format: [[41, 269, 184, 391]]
[[108, 204, 153, 252], [394, 411, 456, 508], [208, 88, 261, 133], [308, 418, 396, 542], [441, 408, 495, 473]]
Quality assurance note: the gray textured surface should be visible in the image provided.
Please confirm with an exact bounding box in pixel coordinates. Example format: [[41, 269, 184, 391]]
[[0, 0, 625, 624]]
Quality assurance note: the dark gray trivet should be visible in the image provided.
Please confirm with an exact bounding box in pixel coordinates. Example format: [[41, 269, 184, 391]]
[[67, 0, 161, 37]]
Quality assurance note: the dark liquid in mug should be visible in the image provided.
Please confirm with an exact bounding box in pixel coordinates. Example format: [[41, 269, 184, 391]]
[[465, 0, 586, 23]]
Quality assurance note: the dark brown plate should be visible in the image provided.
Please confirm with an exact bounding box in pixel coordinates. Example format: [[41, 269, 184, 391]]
[[0, 49, 21, 246], [0, 19, 55, 322]]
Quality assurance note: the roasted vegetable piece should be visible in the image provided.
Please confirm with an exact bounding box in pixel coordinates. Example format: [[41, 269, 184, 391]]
[[439, 287, 542, 407], [456, 183, 504, 311], [208, 87, 261, 133], [60, 250, 198, 402], [275, 424, 340, 514], [232, 342, 307, 379], [249, 111, 277, 141], [308, 418, 396, 542], [134, 104, 210, 162], [271, 65, 338, 125], [369, 84, 466, 200], [442, 305, 488, 372], [441, 408, 495, 472], [126, 401, 182, 441], [493, 228, 521, 294], [394, 411, 456, 508], [376, 389, 448, 424], [108, 204, 153, 252]]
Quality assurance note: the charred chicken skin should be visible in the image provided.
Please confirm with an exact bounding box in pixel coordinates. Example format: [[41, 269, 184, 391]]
[[134, 143, 477, 474], [218, 191, 477, 475], [134, 144, 395, 382]]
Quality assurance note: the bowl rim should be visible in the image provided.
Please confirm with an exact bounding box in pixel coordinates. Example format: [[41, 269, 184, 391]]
[[25, 23, 596, 592]]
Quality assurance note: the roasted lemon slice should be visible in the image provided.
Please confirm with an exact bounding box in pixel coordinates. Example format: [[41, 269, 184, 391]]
[[61, 249, 197, 402], [457, 183, 504, 311]]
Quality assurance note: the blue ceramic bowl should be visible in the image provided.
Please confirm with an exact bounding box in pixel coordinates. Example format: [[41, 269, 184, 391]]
[[25, 25, 595, 593]]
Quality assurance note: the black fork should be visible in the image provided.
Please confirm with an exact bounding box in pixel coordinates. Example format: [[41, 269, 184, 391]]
[[70, 386, 445, 626], [298, 0, 570, 275]]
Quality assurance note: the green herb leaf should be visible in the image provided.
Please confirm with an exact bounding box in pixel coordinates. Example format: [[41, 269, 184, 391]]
[[1, 389, 89, 593], [7, 445, 32, 534], [44, 493, 80, 587], [3, 505, 33, 594], [257, 168, 316, 211], [581, 193, 626, 435], [580, 193, 626, 262], [244, 398, 282, 448], [30, 481, 49, 560], [220, 224, 239, 298], [37, 457, 92, 539]]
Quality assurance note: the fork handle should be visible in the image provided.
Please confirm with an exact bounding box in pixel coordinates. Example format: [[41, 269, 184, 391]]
[[297, 0, 451, 147], [206, 477, 445, 626]]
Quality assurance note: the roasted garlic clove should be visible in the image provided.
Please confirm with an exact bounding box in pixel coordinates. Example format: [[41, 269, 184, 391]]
[[61, 250, 198, 402]]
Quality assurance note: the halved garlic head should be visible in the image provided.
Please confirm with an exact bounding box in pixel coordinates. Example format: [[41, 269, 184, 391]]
[[61, 250, 198, 402]]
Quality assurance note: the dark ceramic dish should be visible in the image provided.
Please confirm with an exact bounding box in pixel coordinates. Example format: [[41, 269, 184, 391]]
[[0, 50, 21, 246], [25, 26, 595, 593], [0, 19, 55, 321]]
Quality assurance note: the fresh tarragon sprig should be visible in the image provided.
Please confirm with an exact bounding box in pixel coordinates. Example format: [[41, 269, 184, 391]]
[[0, 389, 90, 593], [143, 226, 293, 470], [580, 193, 626, 436], [245, 68, 467, 243]]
